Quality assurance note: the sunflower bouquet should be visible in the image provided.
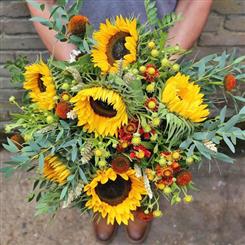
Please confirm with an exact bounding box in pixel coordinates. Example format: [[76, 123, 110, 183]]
[[2, 1, 245, 226]]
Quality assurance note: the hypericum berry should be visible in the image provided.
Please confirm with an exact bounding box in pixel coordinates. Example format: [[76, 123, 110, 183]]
[[184, 195, 193, 203], [139, 66, 146, 73], [172, 64, 180, 72], [161, 58, 170, 67], [152, 117, 160, 127], [163, 186, 172, 194], [61, 83, 70, 90], [146, 83, 155, 93], [151, 49, 159, 57], [95, 149, 103, 157], [46, 115, 55, 124], [186, 156, 194, 165], [148, 41, 155, 49], [131, 134, 141, 145], [159, 157, 166, 166], [153, 210, 163, 218]]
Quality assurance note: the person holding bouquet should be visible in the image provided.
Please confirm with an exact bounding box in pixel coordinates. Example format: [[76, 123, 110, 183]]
[[23, 0, 213, 243]]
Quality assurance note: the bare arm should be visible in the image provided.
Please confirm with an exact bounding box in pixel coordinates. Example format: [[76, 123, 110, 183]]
[[27, 0, 76, 61], [167, 0, 213, 50]]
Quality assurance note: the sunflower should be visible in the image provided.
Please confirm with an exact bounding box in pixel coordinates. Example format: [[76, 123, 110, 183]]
[[43, 155, 70, 185], [84, 168, 146, 225], [24, 61, 56, 110], [91, 16, 138, 73], [161, 73, 209, 122], [70, 87, 128, 137]]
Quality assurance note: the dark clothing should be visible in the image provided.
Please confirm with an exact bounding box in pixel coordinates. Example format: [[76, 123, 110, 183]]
[[68, 0, 177, 28]]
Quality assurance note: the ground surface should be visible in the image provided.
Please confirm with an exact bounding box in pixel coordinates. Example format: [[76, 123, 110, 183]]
[[1, 149, 245, 245]]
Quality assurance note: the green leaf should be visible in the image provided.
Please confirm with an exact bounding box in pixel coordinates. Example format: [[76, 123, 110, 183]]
[[67, 174, 75, 182], [222, 115, 240, 131], [79, 167, 88, 183], [223, 135, 235, 153], [233, 56, 245, 64], [30, 17, 50, 27], [51, 61, 67, 70], [194, 141, 211, 160], [39, 153, 45, 172], [233, 95, 245, 103], [2, 138, 19, 153], [220, 106, 227, 123], [144, 0, 158, 26], [26, 0, 43, 11], [71, 145, 78, 162], [60, 185, 68, 200], [33, 180, 39, 191], [239, 106, 245, 115], [214, 152, 234, 163]]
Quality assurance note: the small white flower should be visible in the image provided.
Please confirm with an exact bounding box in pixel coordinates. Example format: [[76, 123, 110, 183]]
[[134, 164, 142, 178], [143, 172, 153, 199], [67, 110, 78, 120], [69, 49, 81, 63], [203, 140, 217, 152]]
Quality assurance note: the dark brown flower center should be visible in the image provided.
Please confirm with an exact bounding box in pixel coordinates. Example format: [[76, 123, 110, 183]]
[[106, 32, 130, 65], [37, 74, 46, 92], [95, 176, 131, 206], [89, 97, 117, 118]]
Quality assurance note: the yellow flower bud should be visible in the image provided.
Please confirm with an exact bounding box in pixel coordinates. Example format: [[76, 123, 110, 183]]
[[139, 66, 146, 73], [153, 210, 163, 218], [184, 195, 193, 203], [148, 101, 156, 109], [148, 41, 155, 49], [61, 83, 70, 90], [98, 160, 107, 167], [151, 49, 159, 57], [148, 67, 155, 75], [146, 83, 155, 93], [161, 58, 170, 67], [163, 187, 172, 194], [46, 115, 55, 124], [172, 64, 180, 72], [95, 149, 103, 157], [152, 117, 160, 127], [172, 151, 180, 160]]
